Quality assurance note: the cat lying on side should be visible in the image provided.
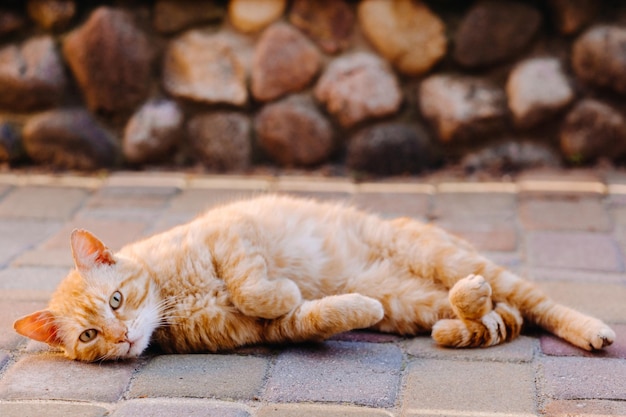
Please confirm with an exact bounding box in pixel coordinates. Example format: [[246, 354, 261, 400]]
[[15, 195, 614, 362]]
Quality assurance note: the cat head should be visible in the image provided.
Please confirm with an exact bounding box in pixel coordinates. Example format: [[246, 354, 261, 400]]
[[14, 229, 161, 362]]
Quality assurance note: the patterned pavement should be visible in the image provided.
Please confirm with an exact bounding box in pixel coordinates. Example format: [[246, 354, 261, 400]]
[[0, 169, 625, 417]]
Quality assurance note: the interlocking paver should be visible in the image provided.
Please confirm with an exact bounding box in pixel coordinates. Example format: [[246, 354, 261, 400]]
[[0, 220, 62, 266], [0, 187, 89, 219], [520, 198, 612, 232], [541, 357, 626, 400], [0, 300, 47, 349], [264, 341, 402, 407], [402, 359, 537, 416], [526, 231, 624, 272], [528, 267, 626, 284], [0, 354, 138, 402], [0, 403, 109, 417], [536, 282, 626, 323], [432, 192, 517, 221], [351, 192, 431, 220], [78, 185, 178, 221], [435, 218, 518, 252], [128, 354, 269, 400], [403, 335, 538, 363], [256, 403, 394, 417], [543, 399, 626, 416], [111, 399, 251, 417], [0, 266, 68, 301], [540, 324, 626, 359]]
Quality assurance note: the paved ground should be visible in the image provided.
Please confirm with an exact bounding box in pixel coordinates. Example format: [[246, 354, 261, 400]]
[[0, 169, 625, 417]]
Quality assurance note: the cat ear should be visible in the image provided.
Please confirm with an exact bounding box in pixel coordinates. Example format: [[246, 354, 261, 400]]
[[14, 310, 63, 347], [71, 229, 115, 272]]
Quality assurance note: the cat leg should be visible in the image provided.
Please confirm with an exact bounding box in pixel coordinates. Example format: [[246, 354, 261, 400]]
[[490, 270, 615, 351], [262, 294, 384, 343], [432, 274, 523, 348], [222, 253, 302, 319]]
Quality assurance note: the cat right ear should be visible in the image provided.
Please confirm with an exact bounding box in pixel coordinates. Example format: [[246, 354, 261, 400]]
[[14, 310, 63, 347], [70, 229, 115, 272]]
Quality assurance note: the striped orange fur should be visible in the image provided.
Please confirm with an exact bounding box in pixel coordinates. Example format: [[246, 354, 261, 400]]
[[14, 195, 614, 361]]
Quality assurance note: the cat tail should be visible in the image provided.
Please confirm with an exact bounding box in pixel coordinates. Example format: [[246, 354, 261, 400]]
[[261, 294, 384, 344], [431, 302, 523, 348]]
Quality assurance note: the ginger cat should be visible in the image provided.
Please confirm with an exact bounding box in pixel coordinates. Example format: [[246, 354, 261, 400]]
[[15, 195, 614, 361]]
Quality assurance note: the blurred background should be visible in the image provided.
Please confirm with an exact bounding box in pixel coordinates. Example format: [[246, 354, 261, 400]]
[[0, 0, 625, 178]]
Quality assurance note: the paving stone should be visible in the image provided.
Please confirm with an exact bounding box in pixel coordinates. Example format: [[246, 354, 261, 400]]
[[435, 219, 518, 252], [0, 350, 9, 369], [13, 217, 148, 268], [166, 189, 264, 216], [78, 185, 178, 221], [256, 403, 393, 417], [543, 399, 626, 416], [541, 324, 626, 359], [541, 357, 626, 400], [526, 231, 623, 272], [0, 402, 109, 417], [0, 353, 138, 402], [0, 266, 67, 298], [350, 192, 430, 220], [0, 187, 89, 219], [403, 335, 538, 363], [537, 282, 626, 323], [528, 267, 626, 285], [432, 192, 517, 221], [0, 220, 62, 266], [128, 354, 268, 400], [519, 198, 611, 232], [403, 359, 537, 416], [0, 300, 47, 349], [264, 341, 402, 407], [111, 399, 250, 417], [330, 330, 403, 344]]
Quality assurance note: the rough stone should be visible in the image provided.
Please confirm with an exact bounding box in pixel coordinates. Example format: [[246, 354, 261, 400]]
[[462, 140, 561, 174], [419, 74, 507, 143], [0, 9, 26, 36], [229, 0, 286, 33], [289, 0, 354, 54], [255, 95, 334, 167], [22, 108, 118, 170], [0, 36, 67, 112], [123, 99, 184, 165], [315, 52, 402, 128], [506, 58, 574, 128], [0, 120, 22, 163], [358, 0, 446, 76], [0, 403, 108, 417], [63, 7, 152, 114], [27, 0, 75, 31], [559, 99, 626, 163], [188, 112, 251, 171], [153, 0, 225, 34], [113, 400, 251, 417], [454, 0, 542, 68], [347, 123, 436, 176], [163, 30, 248, 107], [549, 0, 598, 35], [251, 23, 321, 102], [572, 25, 626, 95]]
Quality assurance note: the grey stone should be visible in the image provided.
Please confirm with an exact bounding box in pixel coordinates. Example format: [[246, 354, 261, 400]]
[[23, 108, 118, 170], [112, 399, 250, 417], [347, 123, 437, 175], [462, 140, 561, 174], [572, 25, 626, 94], [128, 354, 269, 400], [315, 52, 402, 128], [420, 74, 507, 143], [123, 99, 184, 165], [264, 341, 402, 407], [188, 112, 251, 172], [63, 7, 152, 113], [0, 403, 108, 417], [255, 95, 334, 167], [0, 36, 67, 112], [560, 99, 626, 163], [251, 22, 321, 102], [454, 0, 542, 68]]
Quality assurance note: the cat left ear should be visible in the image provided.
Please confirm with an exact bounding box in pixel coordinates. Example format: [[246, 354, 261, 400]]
[[71, 229, 115, 272], [14, 310, 63, 347]]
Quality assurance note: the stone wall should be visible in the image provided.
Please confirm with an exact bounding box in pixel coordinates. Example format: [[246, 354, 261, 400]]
[[0, 0, 625, 175]]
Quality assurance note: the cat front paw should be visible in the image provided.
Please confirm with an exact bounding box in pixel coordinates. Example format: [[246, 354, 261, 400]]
[[587, 325, 615, 350]]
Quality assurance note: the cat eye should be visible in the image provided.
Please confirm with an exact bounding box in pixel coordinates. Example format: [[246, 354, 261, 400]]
[[109, 291, 123, 310], [79, 329, 98, 343]]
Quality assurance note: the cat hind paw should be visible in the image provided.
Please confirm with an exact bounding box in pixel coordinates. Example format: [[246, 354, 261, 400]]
[[588, 326, 615, 350]]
